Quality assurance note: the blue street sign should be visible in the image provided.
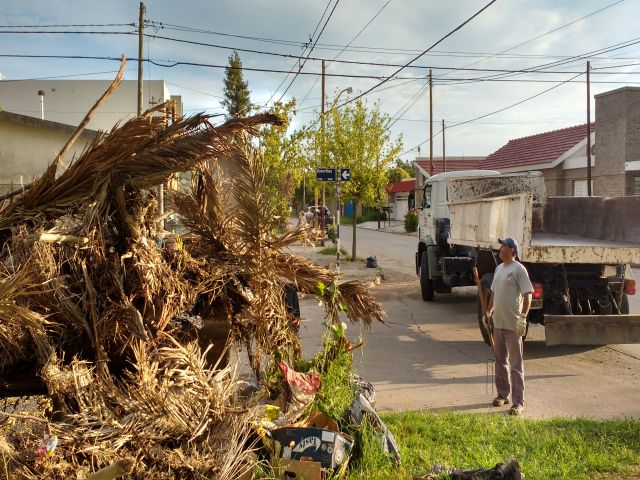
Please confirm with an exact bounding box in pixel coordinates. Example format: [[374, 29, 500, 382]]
[[316, 168, 336, 181], [340, 168, 351, 181]]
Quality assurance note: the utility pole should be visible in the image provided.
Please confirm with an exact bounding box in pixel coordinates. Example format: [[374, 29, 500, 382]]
[[137, 2, 144, 116], [586, 61, 592, 197], [442, 119, 446, 173], [429, 70, 433, 175], [321, 60, 326, 237]]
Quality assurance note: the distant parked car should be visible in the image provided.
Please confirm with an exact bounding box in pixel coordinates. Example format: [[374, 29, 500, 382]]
[[304, 205, 334, 226]]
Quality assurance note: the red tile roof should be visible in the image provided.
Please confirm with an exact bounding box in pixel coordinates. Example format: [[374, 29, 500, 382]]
[[415, 156, 484, 175], [386, 178, 416, 193], [481, 123, 595, 170]]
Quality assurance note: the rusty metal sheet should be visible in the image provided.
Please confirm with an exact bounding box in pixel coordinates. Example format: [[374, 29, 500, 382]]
[[545, 314, 640, 345]]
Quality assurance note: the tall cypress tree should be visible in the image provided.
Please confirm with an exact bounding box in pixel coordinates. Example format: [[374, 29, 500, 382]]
[[221, 51, 251, 118]]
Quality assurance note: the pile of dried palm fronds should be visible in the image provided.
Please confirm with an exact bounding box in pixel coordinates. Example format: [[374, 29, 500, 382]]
[[0, 70, 384, 479]]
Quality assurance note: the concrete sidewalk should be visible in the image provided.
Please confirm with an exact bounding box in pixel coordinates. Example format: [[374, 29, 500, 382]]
[[356, 219, 411, 235]]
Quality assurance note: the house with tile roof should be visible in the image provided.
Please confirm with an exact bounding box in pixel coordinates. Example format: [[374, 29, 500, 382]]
[[385, 178, 416, 220], [414, 156, 485, 188], [479, 86, 640, 197]]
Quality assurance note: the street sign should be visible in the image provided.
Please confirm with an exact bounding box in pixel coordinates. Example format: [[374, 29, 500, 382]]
[[340, 168, 351, 181], [316, 168, 336, 182]]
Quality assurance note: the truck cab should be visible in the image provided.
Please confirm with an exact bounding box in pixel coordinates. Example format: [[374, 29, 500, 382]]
[[416, 170, 499, 301]]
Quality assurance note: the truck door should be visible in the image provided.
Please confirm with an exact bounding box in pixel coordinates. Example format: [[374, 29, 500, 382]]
[[421, 183, 436, 242]]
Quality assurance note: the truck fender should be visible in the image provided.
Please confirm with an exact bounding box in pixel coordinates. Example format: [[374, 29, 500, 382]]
[[416, 237, 436, 275]]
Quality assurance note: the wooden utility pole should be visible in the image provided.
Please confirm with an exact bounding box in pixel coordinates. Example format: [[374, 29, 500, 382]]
[[586, 61, 592, 197], [442, 119, 446, 173], [429, 70, 433, 175], [321, 60, 326, 235], [137, 2, 144, 116]]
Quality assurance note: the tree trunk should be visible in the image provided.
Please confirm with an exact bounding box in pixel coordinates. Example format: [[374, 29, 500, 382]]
[[351, 201, 357, 261]]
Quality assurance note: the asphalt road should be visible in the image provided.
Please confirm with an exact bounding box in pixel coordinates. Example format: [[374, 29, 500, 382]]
[[297, 225, 640, 419]]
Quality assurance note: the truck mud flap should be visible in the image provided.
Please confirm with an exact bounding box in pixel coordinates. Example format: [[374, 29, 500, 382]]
[[544, 314, 640, 346]]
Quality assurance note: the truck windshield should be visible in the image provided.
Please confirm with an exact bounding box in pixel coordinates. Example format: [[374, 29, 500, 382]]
[[422, 184, 432, 209]]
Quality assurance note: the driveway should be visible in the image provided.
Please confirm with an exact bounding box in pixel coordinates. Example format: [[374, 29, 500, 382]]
[[294, 225, 640, 419]]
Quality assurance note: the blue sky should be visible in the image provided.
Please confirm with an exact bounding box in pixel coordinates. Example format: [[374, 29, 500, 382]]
[[1, 0, 639, 158]]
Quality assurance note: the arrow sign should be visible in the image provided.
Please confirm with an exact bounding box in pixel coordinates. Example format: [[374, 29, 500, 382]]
[[340, 168, 351, 181], [316, 168, 336, 181]]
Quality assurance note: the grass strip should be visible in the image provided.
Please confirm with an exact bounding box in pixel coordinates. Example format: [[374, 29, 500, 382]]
[[342, 411, 640, 480]]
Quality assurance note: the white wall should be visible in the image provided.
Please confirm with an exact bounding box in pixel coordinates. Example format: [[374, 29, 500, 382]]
[[0, 80, 170, 131], [0, 117, 93, 193]]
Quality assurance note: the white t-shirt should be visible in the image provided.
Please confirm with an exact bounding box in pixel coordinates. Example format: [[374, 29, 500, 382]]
[[490, 261, 533, 331]]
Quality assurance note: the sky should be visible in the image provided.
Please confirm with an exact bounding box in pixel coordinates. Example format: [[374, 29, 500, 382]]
[[1, 0, 640, 160]]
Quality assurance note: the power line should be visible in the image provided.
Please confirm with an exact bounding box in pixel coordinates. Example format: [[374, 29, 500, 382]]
[[4, 28, 639, 77], [336, 0, 497, 109], [299, 0, 392, 108], [2, 54, 638, 83], [256, 0, 334, 112], [436, 0, 626, 81], [143, 18, 639, 62], [299, 0, 391, 107], [0, 70, 123, 82], [0, 23, 135, 28], [398, 72, 584, 157], [275, 0, 341, 104]]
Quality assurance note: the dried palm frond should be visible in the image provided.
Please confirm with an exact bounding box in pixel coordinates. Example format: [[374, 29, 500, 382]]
[[0, 107, 281, 236], [19, 337, 258, 479]]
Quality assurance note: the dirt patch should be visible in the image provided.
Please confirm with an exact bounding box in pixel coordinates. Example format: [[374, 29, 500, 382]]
[[597, 465, 640, 479]]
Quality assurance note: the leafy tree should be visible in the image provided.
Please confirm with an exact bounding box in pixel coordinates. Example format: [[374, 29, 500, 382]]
[[221, 51, 252, 118], [387, 165, 410, 184], [395, 158, 414, 172], [260, 99, 308, 226], [321, 98, 402, 261]]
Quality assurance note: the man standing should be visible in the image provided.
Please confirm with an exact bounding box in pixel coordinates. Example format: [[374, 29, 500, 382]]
[[488, 237, 533, 416]]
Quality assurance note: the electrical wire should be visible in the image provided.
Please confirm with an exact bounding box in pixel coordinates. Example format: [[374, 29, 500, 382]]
[[3, 29, 639, 77], [333, 0, 498, 110], [299, 0, 392, 108], [256, 0, 335, 112], [398, 72, 584, 157], [274, 0, 341, 105]]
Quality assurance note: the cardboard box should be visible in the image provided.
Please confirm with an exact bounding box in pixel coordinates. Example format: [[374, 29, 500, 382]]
[[278, 458, 322, 480], [271, 426, 353, 469]]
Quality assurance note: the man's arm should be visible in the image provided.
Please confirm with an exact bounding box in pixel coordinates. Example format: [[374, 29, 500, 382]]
[[488, 291, 494, 316], [521, 292, 532, 317]]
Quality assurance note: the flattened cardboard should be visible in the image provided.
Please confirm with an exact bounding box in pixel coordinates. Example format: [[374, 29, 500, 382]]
[[279, 458, 322, 480]]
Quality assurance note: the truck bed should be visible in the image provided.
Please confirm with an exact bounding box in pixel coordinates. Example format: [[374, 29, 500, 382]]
[[448, 193, 640, 264], [531, 233, 640, 248]]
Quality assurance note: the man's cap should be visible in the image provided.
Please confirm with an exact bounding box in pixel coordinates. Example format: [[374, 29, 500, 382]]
[[499, 237, 519, 256]]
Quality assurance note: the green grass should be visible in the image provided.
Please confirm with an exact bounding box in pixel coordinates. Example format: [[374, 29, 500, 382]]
[[319, 246, 349, 256], [341, 411, 640, 480]]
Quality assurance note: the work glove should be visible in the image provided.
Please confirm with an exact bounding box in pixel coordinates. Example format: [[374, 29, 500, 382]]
[[516, 315, 527, 337]]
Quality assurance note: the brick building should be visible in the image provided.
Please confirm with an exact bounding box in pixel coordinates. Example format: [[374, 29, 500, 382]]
[[481, 86, 640, 197]]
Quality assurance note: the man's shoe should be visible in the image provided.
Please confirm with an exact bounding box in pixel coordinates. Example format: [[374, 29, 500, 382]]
[[492, 395, 509, 407], [509, 404, 524, 416]]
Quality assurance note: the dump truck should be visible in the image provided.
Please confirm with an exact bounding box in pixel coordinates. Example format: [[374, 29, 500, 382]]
[[415, 170, 640, 346]]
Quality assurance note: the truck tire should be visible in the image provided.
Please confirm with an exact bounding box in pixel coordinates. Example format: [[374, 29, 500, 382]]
[[477, 273, 494, 346], [420, 251, 434, 301]]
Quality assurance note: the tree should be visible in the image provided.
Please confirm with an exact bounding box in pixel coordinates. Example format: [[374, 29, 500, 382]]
[[221, 51, 252, 118], [260, 99, 308, 226], [321, 98, 402, 261], [387, 165, 410, 184], [395, 158, 414, 172]]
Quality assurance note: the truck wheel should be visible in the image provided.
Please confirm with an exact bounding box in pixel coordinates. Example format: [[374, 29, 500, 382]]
[[420, 251, 434, 301], [621, 293, 629, 314], [477, 273, 494, 346]]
